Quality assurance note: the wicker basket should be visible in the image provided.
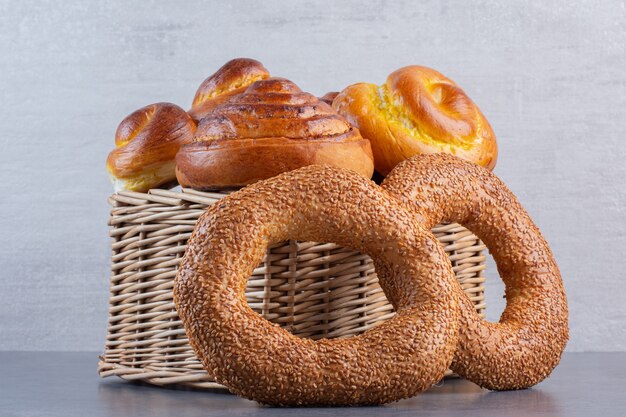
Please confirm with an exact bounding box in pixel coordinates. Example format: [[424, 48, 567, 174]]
[[98, 188, 486, 389]]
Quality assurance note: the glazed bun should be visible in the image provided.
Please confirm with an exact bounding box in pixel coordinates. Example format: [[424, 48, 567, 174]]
[[188, 58, 270, 122], [106, 102, 196, 192], [333, 65, 497, 175], [319, 91, 339, 105], [176, 78, 374, 190]]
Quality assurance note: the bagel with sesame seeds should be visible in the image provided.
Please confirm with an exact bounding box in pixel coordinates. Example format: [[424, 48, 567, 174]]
[[174, 164, 460, 406], [382, 153, 568, 390]]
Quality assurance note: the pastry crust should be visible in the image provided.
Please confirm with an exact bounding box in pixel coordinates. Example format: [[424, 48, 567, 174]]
[[176, 78, 374, 190], [188, 58, 270, 122], [106, 102, 196, 192]]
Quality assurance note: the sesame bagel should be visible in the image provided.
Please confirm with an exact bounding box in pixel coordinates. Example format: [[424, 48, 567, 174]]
[[174, 165, 460, 406], [382, 153, 569, 390]]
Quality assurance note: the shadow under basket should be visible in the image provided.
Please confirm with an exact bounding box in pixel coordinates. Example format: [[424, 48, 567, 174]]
[[98, 188, 487, 389]]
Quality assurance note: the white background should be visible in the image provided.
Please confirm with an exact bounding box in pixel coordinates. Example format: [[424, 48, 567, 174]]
[[1, 0, 624, 351]]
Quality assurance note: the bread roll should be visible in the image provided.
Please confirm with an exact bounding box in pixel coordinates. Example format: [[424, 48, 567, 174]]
[[106, 103, 196, 192], [188, 58, 270, 122], [319, 91, 338, 105], [333, 65, 497, 175], [176, 78, 374, 190]]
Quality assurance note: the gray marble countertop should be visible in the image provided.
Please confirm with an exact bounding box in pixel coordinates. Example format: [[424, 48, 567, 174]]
[[1, 352, 624, 416]]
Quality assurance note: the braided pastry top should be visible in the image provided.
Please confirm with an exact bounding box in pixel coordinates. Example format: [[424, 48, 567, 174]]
[[195, 78, 356, 142]]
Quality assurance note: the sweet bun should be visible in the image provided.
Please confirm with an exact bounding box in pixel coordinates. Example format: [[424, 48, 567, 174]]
[[106, 102, 196, 192], [176, 77, 374, 190], [333, 65, 497, 175], [319, 91, 338, 105], [188, 58, 270, 122]]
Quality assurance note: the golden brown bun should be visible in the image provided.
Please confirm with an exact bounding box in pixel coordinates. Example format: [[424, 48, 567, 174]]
[[319, 91, 338, 105], [333, 65, 497, 175], [106, 103, 196, 192], [176, 78, 374, 190], [188, 58, 270, 122]]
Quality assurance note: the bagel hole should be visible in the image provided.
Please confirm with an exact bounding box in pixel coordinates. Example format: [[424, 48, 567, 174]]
[[424, 223, 489, 326], [243, 225, 491, 340], [483, 250, 505, 322], [244, 240, 393, 341]]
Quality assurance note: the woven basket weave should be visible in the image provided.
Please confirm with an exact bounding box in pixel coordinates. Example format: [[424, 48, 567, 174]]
[[98, 188, 487, 389]]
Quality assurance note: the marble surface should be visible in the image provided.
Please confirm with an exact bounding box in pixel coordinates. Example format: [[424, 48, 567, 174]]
[[1, 352, 625, 416]]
